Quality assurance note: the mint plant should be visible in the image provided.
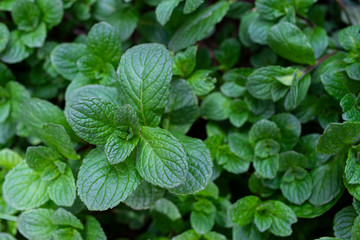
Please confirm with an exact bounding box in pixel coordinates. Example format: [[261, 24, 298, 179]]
[[1, 0, 360, 239]]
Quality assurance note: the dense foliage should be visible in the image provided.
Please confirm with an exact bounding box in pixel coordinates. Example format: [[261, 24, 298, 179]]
[[0, 0, 360, 239]]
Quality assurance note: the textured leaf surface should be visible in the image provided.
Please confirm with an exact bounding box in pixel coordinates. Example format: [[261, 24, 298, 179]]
[[18, 209, 55, 240], [137, 126, 188, 188], [48, 166, 76, 207], [124, 181, 165, 210]]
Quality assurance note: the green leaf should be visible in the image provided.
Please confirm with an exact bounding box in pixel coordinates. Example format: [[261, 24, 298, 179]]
[[169, 133, 213, 195], [214, 38, 241, 70], [352, 216, 360, 240], [41, 123, 78, 160], [0, 23, 9, 52], [25, 146, 61, 172], [191, 199, 216, 234], [23, 98, 72, 138], [201, 92, 232, 121], [168, 1, 230, 51], [229, 195, 262, 225], [105, 133, 139, 165], [309, 155, 344, 206], [321, 70, 360, 101], [51, 208, 83, 229], [77, 54, 106, 80], [52, 228, 82, 240], [0, 148, 22, 170], [267, 22, 316, 65], [239, 11, 257, 47], [247, 66, 295, 100], [254, 139, 280, 158], [304, 26, 328, 59], [48, 165, 76, 207], [345, 149, 360, 184], [20, 22, 46, 48], [137, 126, 188, 189], [162, 79, 199, 134], [334, 206, 357, 239], [124, 181, 165, 210], [77, 148, 141, 211], [67, 97, 120, 145], [84, 215, 107, 240], [317, 122, 360, 154], [254, 210, 272, 232], [37, 0, 64, 28], [346, 62, 360, 81], [51, 43, 88, 80], [249, 119, 281, 143], [18, 209, 56, 240], [150, 198, 182, 232], [1, 31, 31, 64], [173, 230, 200, 240], [3, 162, 50, 210], [87, 22, 122, 65], [248, 15, 274, 45], [188, 70, 216, 96], [253, 155, 279, 179], [0, 233, 16, 240], [156, 0, 182, 26], [184, 0, 203, 14], [257, 201, 297, 237], [172, 46, 197, 78], [11, 0, 40, 32], [233, 223, 263, 240], [338, 26, 360, 51], [280, 169, 312, 205], [271, 113, 301, 151], [255, 0, 287, 20], [118, 43, 172, 127]]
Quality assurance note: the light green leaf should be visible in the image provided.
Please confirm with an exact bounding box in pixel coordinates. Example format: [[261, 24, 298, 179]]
[[271, 113, 301, 151], [51, 43, 88, 80], [173, 230, 200, 240], [169, 133, 213, 195], [51, 208, 83, 229], [18, 209, 55, 240], [253, 155, 279, 179], [118, 43, 172, 127], [280, 169, 312, 205], [67, 97, 119, 145], [201, 92, 232, 121], [20, 22, 46, 48], [124, 181, 165, 210], [188, 70, 216, 96], [25, 146, 61, 172], [156, 0, 182, 26], [37, 0, 64, 28], [1, 31, 31, 64], [84, 215, 107, 240], [255, 0, 287, 20], [105, 133, 139, 165], [11, 0, 40, 32], [41, 123, 78, 160], [87, 22, 122, 65], [150, 198, 182, 232], [168, 1, 230, 51], [52, 228, 82, 240], [229, 195, 261, 225], [77, 148, 141, 211], [267, 22, 316, 65], [184, 0, 203, 14], [254, 211, 272, 232], [48, 165, 76, 207], [137, 126, 188, 189], [3, 161, 50, 210], [338, 26, 360, 51], [77, 54, 106, 80], [172, 45, 197, 78], [249, 119, 281, 143], [233, 223, 263, 240], [191, 199, 216, 234], [0, 148, 22, 170], [317, 122, 360, 154], [0, 233, 16, 240]]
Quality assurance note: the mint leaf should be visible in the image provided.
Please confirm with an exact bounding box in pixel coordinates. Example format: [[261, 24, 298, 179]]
[[137, 126, 188, 188], [156, 0, 182, 26], [77, 148, 141, 210], [50, 208, 83, 229], [321, 71, 360, 101], [169, 133, 213, 195], [105, 133, 139, 165], [11, 0, 40, 32], [168, 1, 230, 51], [172, 46, 197, 78], [3, 162, 49, 210], [280, 168, 312, 205], [18, 209, 55, 240], [84, 215, 106, 240], [271, 113, 301, 151], [317, 122, 360, 154], [201, 92, 232, 121], [87, 22, 122, 65], [233, 223, 263, 240], [0, 23, 10, 52], [37, 0, 63, 28], [20, 22, 46, 48], [25, 146, 61, 172], [184, 0, 203, 14], [0, 148, 22, 170], [1, 31, 31, 64], [118, 43, 172, 127], [253, 155, 279, 179], [191, 199, 216, 234], [255, 0, 286, 20], [188, 70, 216, 96], [267, 22, 316, 65], [338, 26, 360, 51], [48, 165, 76, 207], [67, 97, 119, 145], [124, 181, 165, 210], [230, 195, 261, 225], [334, 206, 357, 239], [150, 198, 182, 232], [51, 43, 88, 80], [345, 149, 360, 184], [52, 228, 82, 240]]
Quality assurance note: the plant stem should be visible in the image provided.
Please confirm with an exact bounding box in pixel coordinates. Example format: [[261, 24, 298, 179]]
[[0, 213, 17, 222], [299, 51, 338, 80], [336, 0, 352, 24]]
